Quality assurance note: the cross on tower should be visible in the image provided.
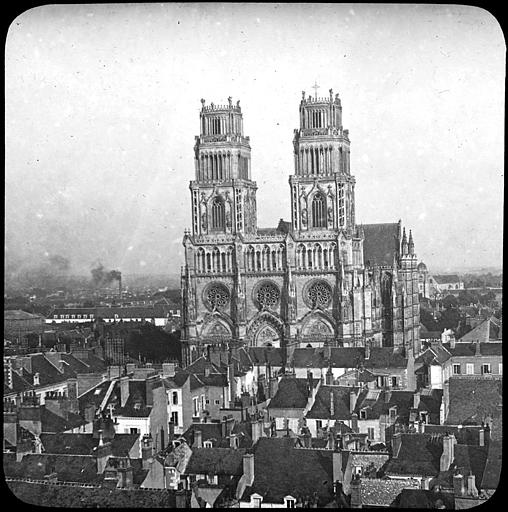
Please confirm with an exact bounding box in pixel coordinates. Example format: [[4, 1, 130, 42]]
[[312, 81, 320, 100]]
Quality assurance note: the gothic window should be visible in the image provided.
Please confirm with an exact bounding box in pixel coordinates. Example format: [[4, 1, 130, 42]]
[[196, 248, 205, 272], [221, 252, 227, 272], [305, 280, 332, 309], [245, 246, 255, 271], [205, 283, 230, 311], [307, 248, 313, 269], [254, 282, 281, 310], [256, 250, 261, 271], [263, 246, 270, 271], [212, 247, 220, 272], [272, 250, 277, 270], [206, 253, 211, 272], [211, 197, 225, 230], [311, 193, 327, 228]]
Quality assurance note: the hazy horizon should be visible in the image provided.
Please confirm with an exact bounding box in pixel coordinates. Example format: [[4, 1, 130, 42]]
[[5, 3, 504, 281]]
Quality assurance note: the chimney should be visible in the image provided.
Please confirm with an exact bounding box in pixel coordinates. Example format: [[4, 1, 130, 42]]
[[251, 419, 263, 446], [204, 365, 211, 378], [349, 389, 358, 414], [391, 433, 402, 457], [120, 376, 130, 407], [93, 431, 112, 474], [365, 343, 370, 360], [453, 474, 465, 496], [67, 378, 79, 414], [421, 477, 432, 490], [162, 362, 176, 378], [126, 363, 136, 374], [413, 391, 420, 409], [327, 430, 335, 450], [243, 453, 255, 487], [467, 474, 478, 497], [350, 474, 362, 508], [325, 366, 334, 385], [479, 428, 485, 447], [194, 429, 203, 448], [475, 340, 481, 357], [141, 434, 154, 470], [330, 390, 335, 417], [332, 450, 343, 485], [84, 403, 96, 423], [230, 433, 239, 449], [145, 379, 154, 407], [440, 434, 456, 472], [351, 413, 359, 433]]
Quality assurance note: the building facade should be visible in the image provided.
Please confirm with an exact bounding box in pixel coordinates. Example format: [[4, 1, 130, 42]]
[[181, 90, 420, 366]]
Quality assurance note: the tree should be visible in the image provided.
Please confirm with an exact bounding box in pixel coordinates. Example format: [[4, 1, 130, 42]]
[[442, 295, 458, 309]]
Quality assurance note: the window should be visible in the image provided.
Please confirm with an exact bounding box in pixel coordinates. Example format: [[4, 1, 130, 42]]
[[214, 399, 220, 405], [71, 315, 75, 319], [193, 397, 199, 416], [65, 315, 69, 319], [201, 395, 205, 410], [311, 193, 327, 228], [77, 315, 81, 319], [466, 363, 475, 375], [316, 420, 323, 430], [285, 496, 296, 508], [360, 409, 367, 420], [171, 412, 179, 425], [130, 428, 139, 434], [172, 392, 178, 405], [482, 363, 491, 375], [499, 363, 503, 375], [211, 197, 225, 230], [53, 315, 58, 319], [83, 314, 87, 319], [204, 440, 213, 448], [205, 399, 210, 405], [453, 364, 461, 375], [391, 377, 398, 388], [253, 497, 262, 508], [367, 427, 375, 440]]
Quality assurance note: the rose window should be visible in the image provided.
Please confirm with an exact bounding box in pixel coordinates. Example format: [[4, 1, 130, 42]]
[[306, 281, 332, 309], [205, 284, 230, 310], [255, 282, 280, 310]]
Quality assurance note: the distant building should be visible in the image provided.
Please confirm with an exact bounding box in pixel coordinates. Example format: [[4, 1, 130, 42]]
[[4, 310, 45, 340]]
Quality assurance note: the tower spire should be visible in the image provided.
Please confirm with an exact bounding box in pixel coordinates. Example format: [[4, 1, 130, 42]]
[[401, 228, 408, 256], [312, 81, 320, 100], [408, 230, 415, 256]]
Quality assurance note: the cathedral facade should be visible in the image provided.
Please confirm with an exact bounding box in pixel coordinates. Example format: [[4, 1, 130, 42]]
[[181, 90, 420, 366]]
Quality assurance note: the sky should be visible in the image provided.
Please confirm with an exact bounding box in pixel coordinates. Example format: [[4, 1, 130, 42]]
[[5, 3, 505, 280]]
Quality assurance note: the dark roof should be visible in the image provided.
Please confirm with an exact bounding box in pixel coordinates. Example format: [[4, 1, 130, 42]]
[[163, 370, 190, 389], [445, 377, 503, 430], [423, 424, 485, 445], [78, 380, 112, 410], [40, 407, 88, 433], [453, 444, 489, 489], [395, 488, 455, 509], [291, 347, 365, 369], [6, 480, 180, 508], [458, 318, 501, 343], [247, 347, 284, 367], [444, 341, 502, 357], [40, 433, 139, 457], [186, 356, 225, 375], [189, 373, 228, 390], [116, 380, 152, 417], [481, 440, 502, 490], [306, 386, 357, 420], [244, 437, 335, 505], [183, 423, 224, 446], [362, 222, 400, 267], [363, 348, 407, 369], [4, 310, 45, 320], [384, 433, 443, 477], [185, 448, 246, 476], [268, 377, 318, 410], [4, 453, 100, 483]]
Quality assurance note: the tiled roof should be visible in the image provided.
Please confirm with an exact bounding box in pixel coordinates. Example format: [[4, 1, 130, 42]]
[[246, 347, 284, 367], [306, 386, 357, 420], [481, 440, 502, 490], [432, 274, 461, 284], [363, 348, 407, 369], [116, 381, 152, 417], [78, 380, 112, 410], [186, 357, 225, 375], [446, 377, 503, 428], [395, 488, 455, 509], [40, 433, 139, 457], [453, 444, 489, 488], [268, 377, 318, 410], [458, 318, 502, 343], [4, 453, 100, 483], [384, 433, 443, 477], [182, 423, 224, 446], [423, 424, 485, 445], [189, 373, 228, 390], [243, 437, 335, 505], [40, 407, 88, 433], [185, 448, 246, 476], [4, 309, 45, 321], [362, 223, 400, 267], [163, 370, 190, 389], [444, 341, 502, 357], [360, 479, 420, 507]]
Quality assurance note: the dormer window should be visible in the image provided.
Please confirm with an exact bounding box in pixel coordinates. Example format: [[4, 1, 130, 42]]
[[360, 409, 367, 420], [203, 440, 213, 448], [284, 496, 296, 508]]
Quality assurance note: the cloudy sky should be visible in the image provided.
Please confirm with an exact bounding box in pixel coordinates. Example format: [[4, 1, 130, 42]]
[[5, 3, 504, 279]]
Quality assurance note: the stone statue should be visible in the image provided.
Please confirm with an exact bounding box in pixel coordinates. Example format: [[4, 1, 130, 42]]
[[301, 208, 308, 227], [236, 100, 240, 107], [327, 206, 333, 223], [201, 212, 208, 231], [228, 96, 232, 107], [200, 98, 205, 106]]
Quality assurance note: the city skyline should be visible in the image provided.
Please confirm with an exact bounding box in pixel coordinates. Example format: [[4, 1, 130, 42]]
[[5, 3, 504, 280]]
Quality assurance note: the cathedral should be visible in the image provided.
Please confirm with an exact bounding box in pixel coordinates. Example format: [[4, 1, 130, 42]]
[[181, 89, 420, 366]]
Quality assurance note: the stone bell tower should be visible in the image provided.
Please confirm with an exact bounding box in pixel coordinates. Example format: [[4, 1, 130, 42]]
[[289, 87, 356, 234], [190, 97, 258, 237]]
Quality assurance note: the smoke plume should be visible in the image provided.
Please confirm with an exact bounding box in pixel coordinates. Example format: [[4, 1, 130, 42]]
[[90, 262, 122, 287]]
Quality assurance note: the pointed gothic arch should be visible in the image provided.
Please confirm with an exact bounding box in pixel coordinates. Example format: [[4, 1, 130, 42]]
[[247, 312, 284, 348], [211, 197, 225, 230], [311, 192, 327, 228]]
